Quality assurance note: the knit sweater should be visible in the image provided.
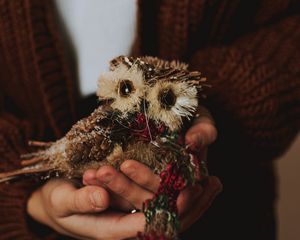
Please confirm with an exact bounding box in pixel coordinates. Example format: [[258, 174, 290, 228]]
[[0, 0, 299, 239]]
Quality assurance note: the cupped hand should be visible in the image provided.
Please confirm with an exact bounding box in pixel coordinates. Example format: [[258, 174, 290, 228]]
[[83, 115, 222, 232], [27, 178, 145, 240]]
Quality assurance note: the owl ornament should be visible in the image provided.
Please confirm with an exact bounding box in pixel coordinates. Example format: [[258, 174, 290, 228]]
[[0, 56, 210, 239]]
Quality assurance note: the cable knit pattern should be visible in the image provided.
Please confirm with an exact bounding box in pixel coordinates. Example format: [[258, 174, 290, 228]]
[[189, 14, 300, 160], [0, 0, 77, 138], [0, 0, 299, 239], [0, 113, 44, 239]]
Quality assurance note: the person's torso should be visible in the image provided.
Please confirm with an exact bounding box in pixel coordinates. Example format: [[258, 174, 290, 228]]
[[54, 0, 137, 97]]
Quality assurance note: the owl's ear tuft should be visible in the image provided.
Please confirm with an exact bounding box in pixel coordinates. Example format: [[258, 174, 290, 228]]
[[110, 55, 136, 71], [110, 55, 125, 71], [140, 56, 189, 70]]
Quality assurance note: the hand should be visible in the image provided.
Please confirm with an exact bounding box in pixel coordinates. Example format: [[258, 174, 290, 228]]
[[83, 115, 222, 233], [180, 115, 221, 230], [27, 179, 145, 239]]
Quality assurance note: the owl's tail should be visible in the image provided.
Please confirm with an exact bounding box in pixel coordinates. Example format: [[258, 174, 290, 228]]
[[0, 141, 53, 183]]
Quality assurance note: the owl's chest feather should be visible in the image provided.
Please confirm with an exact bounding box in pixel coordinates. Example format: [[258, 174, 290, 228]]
[[59, 110, 185, 176]]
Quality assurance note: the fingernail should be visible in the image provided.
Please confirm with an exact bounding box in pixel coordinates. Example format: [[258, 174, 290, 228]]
[[122, 161, 133, 169], [91, 191, 102, 208], [124, 166, 135, 175], [121, 161, 135, 174]]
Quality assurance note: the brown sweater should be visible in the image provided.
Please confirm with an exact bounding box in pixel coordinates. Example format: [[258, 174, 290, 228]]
[[0, 0, 299, 239]]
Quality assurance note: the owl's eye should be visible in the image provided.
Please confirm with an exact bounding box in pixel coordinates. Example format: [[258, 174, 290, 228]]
[[158, 88, 177, 109], [118, 80, 135, 97]]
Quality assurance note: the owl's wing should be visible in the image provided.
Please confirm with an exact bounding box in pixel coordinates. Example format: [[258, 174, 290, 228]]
[[0, 106, 116, 181], [66, 105, 110, 137], [48, 105, 118, 175]]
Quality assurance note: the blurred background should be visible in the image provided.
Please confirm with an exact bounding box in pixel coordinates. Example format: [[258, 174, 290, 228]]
[[277, 134, 300, 240]]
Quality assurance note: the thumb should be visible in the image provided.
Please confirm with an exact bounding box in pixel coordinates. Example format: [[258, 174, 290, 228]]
[[48, 182, 110, 217]]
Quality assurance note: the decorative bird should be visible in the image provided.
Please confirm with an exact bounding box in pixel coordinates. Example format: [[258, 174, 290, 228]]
[[0, 56, 209, 239]]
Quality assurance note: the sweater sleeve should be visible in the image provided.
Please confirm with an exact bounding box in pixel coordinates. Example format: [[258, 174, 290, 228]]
[[189, 14, 300, 162], [0, 114, 58, 239]]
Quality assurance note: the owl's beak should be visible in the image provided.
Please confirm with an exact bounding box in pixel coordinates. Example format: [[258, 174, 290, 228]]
[[141, 99, 150, 111]]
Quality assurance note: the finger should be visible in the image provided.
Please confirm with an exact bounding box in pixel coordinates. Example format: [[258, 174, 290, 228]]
[[185, 121, 217, 150], [177, 184, 204, 216], [59, 211, 145, 240], [120, 160, 160, 193], [180, 176, 222, 232], [83, 169, 135, 212], [98, 212, 145, 239], [82, 169, 98, 185], [95, 212, 146, 239], [96, 165, 154, 209], [49, 183, 110, 217], [109, 191, 137, 212]]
